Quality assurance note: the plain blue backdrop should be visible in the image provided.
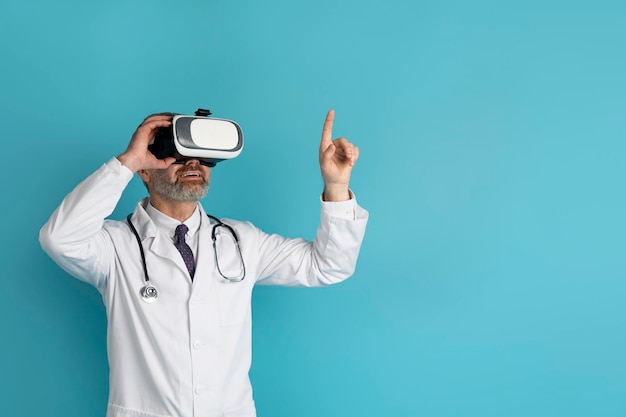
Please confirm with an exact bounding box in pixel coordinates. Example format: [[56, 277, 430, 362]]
[[1, 0, 625, 416]]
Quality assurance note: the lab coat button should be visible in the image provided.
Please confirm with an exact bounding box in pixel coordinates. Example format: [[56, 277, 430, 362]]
[[194, 385, 208, 396], [193, 340, 205, 350]]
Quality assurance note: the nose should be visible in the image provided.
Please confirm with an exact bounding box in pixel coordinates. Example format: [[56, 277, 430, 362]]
[[173, 156, 214, 168], [183, 158, 200, 166]]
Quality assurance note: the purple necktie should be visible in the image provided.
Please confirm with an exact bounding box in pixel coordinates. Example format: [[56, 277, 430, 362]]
[[174, 224, 195, 279]]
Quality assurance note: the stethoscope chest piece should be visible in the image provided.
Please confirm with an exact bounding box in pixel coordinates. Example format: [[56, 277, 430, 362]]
[[140, 284, 158, 303]]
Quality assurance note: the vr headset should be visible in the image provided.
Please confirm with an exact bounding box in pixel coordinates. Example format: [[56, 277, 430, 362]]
[[148, 108, 243, 167]]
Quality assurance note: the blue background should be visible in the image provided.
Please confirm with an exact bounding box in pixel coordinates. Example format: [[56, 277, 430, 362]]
[[2, 0, 626, 415]]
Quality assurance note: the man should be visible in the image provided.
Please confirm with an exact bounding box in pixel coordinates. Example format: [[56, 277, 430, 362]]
[[39, 110, 368, 417]]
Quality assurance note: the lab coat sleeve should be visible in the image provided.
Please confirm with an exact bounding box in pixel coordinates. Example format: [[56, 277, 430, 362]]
[[39, 158, 133, 292], [252, 195, 368, 287]]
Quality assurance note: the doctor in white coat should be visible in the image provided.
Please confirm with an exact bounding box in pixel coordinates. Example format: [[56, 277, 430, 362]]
[[39, 110, 368, 417]]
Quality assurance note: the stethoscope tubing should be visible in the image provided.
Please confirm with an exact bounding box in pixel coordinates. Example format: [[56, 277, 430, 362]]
[[126, 214, 159, 302], [126, 213, 245, 303]]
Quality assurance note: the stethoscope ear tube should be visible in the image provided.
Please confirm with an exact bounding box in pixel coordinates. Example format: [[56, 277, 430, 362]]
[[207, 214, 245, 281]]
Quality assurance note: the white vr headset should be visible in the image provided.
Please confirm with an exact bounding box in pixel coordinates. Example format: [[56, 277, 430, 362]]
[[148, 109, 243, 167]]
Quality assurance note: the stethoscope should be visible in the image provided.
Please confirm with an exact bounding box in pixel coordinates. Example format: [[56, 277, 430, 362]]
[[126, 213, 246, 303]]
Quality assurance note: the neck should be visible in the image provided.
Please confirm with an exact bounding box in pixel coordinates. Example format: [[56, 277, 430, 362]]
[[149, 196, 198, 222]]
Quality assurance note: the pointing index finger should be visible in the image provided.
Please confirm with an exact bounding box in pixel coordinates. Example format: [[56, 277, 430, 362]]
[[320, 109, 335, 150]]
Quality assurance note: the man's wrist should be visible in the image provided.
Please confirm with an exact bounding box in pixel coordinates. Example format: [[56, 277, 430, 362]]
[[116, 153, 141, 173], [322, 184, 351, 202]]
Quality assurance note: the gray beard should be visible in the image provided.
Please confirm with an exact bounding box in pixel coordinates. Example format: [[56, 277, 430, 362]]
[[149, 170, 209, 202]]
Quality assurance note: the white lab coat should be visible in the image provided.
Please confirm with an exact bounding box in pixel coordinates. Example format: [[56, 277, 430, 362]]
[[39, 158, 368, 417]]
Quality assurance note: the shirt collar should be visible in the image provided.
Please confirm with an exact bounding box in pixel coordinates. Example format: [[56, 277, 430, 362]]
[[145, 202, 202, 240]]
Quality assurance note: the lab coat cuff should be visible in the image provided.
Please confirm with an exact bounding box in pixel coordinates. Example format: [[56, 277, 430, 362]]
[[107, 157, 134, 182], [320, 190, 358, 220]]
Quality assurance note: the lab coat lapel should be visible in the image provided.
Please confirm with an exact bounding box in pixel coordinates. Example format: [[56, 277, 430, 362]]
[[149, 234, 192, 279]]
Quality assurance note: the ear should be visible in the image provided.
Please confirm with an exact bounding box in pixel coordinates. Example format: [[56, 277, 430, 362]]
[[137, 169, 151, 183]]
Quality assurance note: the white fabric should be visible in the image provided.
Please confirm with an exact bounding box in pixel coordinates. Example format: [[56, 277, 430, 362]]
[[146, 202, 202, 259], [39, 158, 368, 417]]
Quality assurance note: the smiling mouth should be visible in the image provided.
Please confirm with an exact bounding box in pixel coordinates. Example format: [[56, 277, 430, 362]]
[[179, 171, 203, 180]]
